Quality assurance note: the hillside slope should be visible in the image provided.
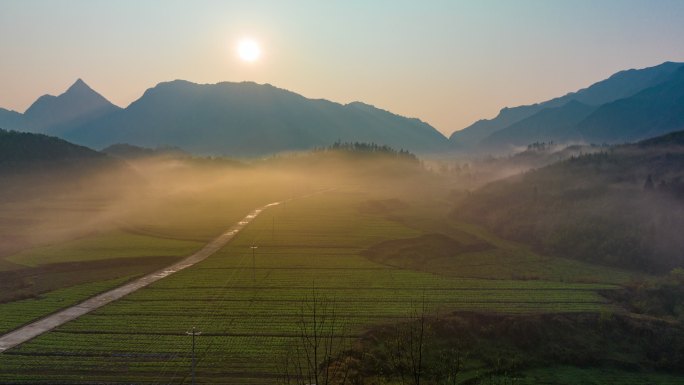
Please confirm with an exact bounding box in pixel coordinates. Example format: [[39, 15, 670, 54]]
[[578, 66, 684, 143], [450, 61, 684, 149], [480, 100, 597, 150], [454, 130, 684, 272], [0, 109, 24, 131]]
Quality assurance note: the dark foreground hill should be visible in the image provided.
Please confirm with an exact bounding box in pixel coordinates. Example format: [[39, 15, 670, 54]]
[[0, 129, 106, 165], [453, 130, 684, 272], [0, 129, 131, 199]]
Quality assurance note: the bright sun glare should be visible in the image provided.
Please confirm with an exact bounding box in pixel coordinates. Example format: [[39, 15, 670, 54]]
[[237, 39, 261, 62]]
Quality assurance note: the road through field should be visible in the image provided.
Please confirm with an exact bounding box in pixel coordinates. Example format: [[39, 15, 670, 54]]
[[0, 202, 281, 353]]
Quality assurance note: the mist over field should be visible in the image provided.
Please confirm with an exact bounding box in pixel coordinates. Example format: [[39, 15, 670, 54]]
[[2, 133, 684, 383]]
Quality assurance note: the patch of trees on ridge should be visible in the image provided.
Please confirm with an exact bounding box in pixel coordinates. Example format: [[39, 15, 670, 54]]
[[322, 141, 419, 163]]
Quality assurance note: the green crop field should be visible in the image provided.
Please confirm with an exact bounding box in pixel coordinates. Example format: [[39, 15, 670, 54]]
[[372, 200, 641, 285], [0, 231, 204, 332], [0, 191, 624, 384], [0, 277, 133, 335], [0, 175, 293, 332], [5, 231, 203, 267]]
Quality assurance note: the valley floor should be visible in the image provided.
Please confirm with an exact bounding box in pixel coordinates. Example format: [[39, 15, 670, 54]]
[[1, 190, 677, 384]]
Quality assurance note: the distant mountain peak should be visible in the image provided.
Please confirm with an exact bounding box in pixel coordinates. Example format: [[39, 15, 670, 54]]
[[66, 78, 91, 93], [22, 78, 121, 133]]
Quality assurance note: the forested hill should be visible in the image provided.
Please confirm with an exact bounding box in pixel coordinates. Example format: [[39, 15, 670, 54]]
[[454, 130, 684, 272], [0, 129, 105, 164]]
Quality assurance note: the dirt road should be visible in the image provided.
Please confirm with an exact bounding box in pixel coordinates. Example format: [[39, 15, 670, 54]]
[[0, 202, 280, 353]]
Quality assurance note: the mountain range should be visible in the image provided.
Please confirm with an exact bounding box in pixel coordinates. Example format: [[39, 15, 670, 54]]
[[2, 61, 684, 156], [451, 61, 684, 152], [0, 80, 449, 156]]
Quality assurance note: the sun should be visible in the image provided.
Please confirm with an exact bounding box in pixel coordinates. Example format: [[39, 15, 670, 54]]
[[237, 39, 261, 62]]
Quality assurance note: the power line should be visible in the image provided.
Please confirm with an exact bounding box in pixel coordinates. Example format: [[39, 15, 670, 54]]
[[185, 327, 202, 385], [250, 245, 258, 284]]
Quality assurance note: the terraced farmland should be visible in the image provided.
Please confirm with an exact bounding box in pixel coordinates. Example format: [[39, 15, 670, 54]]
[[0, 191, 619, 384]]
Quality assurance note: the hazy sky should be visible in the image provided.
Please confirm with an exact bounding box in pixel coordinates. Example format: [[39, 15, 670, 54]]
[[1, 0, 684, 136]]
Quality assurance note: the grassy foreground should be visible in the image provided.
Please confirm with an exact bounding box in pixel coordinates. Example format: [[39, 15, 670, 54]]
[[0, 191, 622, 384]]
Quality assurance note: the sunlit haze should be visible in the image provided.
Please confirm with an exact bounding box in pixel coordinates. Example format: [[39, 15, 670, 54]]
[[237, 38, 261, 62]]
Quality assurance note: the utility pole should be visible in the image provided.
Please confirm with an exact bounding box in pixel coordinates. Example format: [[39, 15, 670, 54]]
[[186, 327, 201, 385], [250, 245, 258, 283]]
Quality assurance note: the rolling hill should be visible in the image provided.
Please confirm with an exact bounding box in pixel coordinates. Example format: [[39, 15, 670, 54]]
[[0, 128, 133, 191], [0, 128, 134, 218], [454, 129, 684, 272], [0, 129, 106, 165]]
